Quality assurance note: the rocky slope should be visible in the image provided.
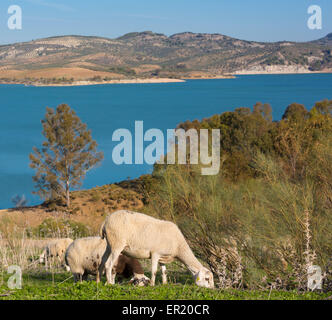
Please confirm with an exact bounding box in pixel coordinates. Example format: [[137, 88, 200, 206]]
[[0, 31, 331, 83]]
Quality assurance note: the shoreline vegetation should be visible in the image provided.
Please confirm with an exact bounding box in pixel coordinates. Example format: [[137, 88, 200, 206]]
[[0, 77, 185, 87], [0, 71, 331, 86], [0, 75, 235, 87]]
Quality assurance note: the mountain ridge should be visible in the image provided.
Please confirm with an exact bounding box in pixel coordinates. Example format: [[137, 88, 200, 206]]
[[14, 30, 331, 42], [7, 30, 329, 46], [0, 31, 331, 85]]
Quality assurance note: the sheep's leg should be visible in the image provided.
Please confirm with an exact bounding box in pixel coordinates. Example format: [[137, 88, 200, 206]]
[[161, 264, 167, 285], [57, 255, 62, 268], [96, 268, 101, 283], [98, 246, 111, 283], [96, 269, 100, 283], [150, 254, 160, 286], [111, 270, 117, 284], [82, 272, 88, 282], [105, 249, 122, 285], [73, 273, 80, 283]]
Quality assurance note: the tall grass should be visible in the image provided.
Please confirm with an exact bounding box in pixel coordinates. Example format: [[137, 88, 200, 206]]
[[0, 232, 44, 272], [0, 217, 92, 275], [145, 135, 332, 290]]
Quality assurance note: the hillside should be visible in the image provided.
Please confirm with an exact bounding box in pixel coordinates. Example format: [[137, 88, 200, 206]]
[[1, 99, 331, 293], [0, 31, 331, 84]]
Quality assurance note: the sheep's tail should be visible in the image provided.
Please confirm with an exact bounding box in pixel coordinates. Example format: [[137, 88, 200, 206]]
[[99, 221, 106, 239]]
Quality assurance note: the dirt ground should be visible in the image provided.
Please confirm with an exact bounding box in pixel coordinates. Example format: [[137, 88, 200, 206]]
[[0, 183, 145, 235]]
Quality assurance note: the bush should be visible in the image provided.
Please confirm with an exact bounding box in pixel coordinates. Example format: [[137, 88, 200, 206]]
[[145, 105, 332, 291], [30, 218, 91, 239], [90, 192, 102, 202]]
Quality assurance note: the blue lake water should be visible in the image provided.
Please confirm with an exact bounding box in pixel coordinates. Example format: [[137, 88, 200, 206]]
[[0, 74, 331, 209]]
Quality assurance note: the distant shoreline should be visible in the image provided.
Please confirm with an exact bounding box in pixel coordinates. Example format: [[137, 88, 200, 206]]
[[1, 72, 332, 87], [233, 68, 332, 76], [30, 78, 185, 87], [0, 76, 234, 87]]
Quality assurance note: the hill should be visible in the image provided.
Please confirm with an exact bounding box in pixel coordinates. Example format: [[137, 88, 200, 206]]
[[0, 32, 331, 84]]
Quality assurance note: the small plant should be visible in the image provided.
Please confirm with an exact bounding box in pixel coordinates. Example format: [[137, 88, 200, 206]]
[[31, 218, 90, 239], [90, 193, 102, 202]]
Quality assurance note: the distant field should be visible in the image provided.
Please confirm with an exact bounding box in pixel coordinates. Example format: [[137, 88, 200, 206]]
[[0, 67, 123, 80], [0, 272, 330, 300]]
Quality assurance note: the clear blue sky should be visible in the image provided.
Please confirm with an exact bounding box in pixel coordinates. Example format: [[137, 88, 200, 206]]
[[0, 0, 331, 44]]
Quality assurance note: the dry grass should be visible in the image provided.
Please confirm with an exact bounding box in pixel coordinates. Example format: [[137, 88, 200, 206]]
[[132, 64, 161, 74], [0, 209, 102, 235], [0, 235, 48, 272], [0, 67, 122, 80], [69, 184, 144, 217], [0, 182, 146, 277]]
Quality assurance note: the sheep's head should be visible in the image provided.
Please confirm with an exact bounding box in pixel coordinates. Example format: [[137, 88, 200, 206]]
[[195, 268, 214, 289], [129, 275, 150, 287]]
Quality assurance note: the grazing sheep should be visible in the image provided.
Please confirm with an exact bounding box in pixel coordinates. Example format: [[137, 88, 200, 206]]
[[99, 210, 214, 288], [65, 236, 150, 285], [39, 238, 73, 270]]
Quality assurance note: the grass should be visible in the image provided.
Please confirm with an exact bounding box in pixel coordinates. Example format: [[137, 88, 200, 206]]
[[0, 271, 330, 300]]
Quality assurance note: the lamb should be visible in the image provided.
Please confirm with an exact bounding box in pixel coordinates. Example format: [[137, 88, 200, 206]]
[[39, 238, 73, 270], [65, 236, 150, 285], [99, 210, 214, 288]]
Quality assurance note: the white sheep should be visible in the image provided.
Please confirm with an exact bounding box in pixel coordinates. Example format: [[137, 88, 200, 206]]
[[99, 210, 214, 288], [65, 236, 150, 285], [39, 238, 73, 271]]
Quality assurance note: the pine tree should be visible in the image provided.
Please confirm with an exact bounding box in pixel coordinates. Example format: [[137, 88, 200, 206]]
[[30, 104, 104, 208]]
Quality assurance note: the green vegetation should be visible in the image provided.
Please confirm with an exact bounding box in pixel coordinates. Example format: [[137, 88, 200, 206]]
[[107, 66, 136, 77], [1, 98, 331, 300], [29, 104, 104, 208], [28, 218, 91, 239], [309, 49, 332, 71], [0, 272, 330, 300], [0, 77, 77, 85], [143, 99, 332, 291]]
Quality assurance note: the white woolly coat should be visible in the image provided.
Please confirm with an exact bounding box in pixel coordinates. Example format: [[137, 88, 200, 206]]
[[65, 237, 107, 276], [101, 210, 203, 274]]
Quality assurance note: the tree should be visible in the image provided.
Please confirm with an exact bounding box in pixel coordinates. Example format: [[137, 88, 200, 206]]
[[11, 194, 28, 208], [30, 104, 104, 208], [312, 99, 332, 116], [253, 102, 273, 122], [282, 103, 308, 122], [235, 107, 251, 116]]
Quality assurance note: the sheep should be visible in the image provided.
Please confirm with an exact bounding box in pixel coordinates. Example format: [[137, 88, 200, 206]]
[[39, 238, 73, 271], [65, 236, 150, 285], [99, 210, 214, 288]]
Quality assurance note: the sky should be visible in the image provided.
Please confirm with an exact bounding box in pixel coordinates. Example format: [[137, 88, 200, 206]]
[[0, 0, 331, 44]]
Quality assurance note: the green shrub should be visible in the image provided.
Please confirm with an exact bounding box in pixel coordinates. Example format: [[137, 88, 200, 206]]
[[30, 218, 91, 239], [90, 192, 102, 202]]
